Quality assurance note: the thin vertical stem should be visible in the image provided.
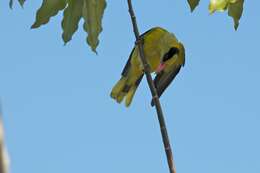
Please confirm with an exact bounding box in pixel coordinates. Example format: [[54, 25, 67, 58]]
[[127, 1, 177, 173], [0, 102, 9, 173]]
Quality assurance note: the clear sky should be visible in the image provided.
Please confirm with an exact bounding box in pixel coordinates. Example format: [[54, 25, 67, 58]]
[[0, 1, 260, 173]]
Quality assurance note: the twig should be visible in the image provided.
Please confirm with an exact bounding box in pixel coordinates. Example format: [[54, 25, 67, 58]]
[[0, 103, 9, 173], [127, 1, 177, 173]]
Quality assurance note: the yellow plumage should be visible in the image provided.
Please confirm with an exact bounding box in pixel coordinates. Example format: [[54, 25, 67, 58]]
[[111, 27, 185, 107]]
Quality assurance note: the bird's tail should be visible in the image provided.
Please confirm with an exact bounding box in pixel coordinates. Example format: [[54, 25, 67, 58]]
[[110, 75, 143, 107], [110, 77, 127, 103]]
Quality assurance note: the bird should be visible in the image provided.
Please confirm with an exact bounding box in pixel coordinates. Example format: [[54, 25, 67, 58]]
[[110, 27, 185, 107]]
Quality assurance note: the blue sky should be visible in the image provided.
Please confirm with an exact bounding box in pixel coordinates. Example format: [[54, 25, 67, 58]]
[[0, 1, 260, 173]]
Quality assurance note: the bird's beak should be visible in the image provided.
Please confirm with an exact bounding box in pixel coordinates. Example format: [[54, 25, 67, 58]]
[[156, 63, 166, 73]]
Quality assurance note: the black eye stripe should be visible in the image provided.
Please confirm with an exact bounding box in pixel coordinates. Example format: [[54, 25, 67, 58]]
[[162, 47, 179, 62]]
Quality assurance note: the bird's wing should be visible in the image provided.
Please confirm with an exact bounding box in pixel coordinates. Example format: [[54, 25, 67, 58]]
[[122, 27, 169, 76], [121, 28, 160, 76], [121, 48, 133, 76], [151, 65, 181, 106]]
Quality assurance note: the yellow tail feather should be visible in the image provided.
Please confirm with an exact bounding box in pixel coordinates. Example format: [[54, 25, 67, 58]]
[[111, 75, 141, 107], [110, 77, 127, 100], [125, 86, 138, 107], [116, 92, 126, 103]]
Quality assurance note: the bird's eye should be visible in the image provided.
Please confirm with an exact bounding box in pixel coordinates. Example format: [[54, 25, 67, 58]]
[[162, 47, 179, 62]]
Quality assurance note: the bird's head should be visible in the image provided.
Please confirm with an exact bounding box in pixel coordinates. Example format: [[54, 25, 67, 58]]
[[156, 42, 185, 73]]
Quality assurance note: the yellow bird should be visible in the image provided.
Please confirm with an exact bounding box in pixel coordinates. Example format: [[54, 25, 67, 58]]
[[110, 27, 185, 107]]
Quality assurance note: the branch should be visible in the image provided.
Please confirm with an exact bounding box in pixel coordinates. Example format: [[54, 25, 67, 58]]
[[0, 103, 9, 173], [126, 1, 177, 173]]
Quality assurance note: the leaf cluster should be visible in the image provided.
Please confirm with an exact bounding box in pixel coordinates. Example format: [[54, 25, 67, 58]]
[[188, 0, 244, 30], [11, 0, 106, 53], [10, 0, 244, 52]]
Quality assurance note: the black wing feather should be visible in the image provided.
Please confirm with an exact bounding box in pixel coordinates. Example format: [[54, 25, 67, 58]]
[[151, 66, 181, 106], [121, 48, 134, 76]]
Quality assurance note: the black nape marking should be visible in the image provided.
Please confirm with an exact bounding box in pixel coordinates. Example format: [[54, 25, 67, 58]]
[[162, 47, 179, 62]]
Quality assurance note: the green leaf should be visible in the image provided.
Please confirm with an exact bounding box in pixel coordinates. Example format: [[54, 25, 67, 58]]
[[62, 0, 83, 44], [9, 0, 13, 9], [209, 0, 229, 14], [18, 0, 25, 7], [228, 0, 244, 30], [9, 0, 25, 8], [187, 0, 200, 12], [209, 0, 244, 29], [82, 0, 107, 53], [31, 0, 67, 28]]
